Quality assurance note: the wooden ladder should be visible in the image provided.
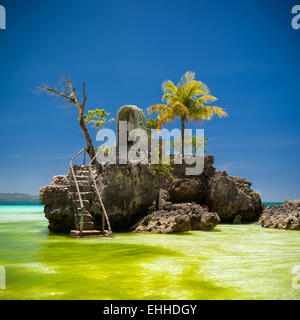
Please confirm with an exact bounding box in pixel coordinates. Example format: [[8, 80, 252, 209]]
[[69, 148, 112, 237]]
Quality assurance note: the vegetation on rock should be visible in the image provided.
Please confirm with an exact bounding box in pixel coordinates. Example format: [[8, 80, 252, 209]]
[[40, 75, 114, 161], [147, 71, 228, 154]]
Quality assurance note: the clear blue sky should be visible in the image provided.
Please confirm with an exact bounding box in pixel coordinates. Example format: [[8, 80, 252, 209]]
[[0, 0, 299, 201]]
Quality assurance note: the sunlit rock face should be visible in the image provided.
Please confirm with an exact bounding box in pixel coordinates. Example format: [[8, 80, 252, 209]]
[[40, 184, 75, 233], [40, 163, 163, 233], [164, 155, 263, 223], [40, 154, 263, 232], [205, 172, 263, 223], [94, 162, 163, 231], [133, 202, 220, 233], [259, 200, 300, 230], [40, 104, 263, 233]]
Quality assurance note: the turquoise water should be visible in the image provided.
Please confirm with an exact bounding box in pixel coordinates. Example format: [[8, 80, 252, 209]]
[[0, 203, 299, 300], [265, 202, 284, 207]]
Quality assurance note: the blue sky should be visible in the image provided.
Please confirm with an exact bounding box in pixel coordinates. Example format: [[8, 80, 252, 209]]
[[0, 0, 299, 201]]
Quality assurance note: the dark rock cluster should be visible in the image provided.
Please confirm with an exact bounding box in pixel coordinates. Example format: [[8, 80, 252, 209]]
[[205, 172, 262, 222], [40, 163, 162, 232], [96, 162, 162, 231], [259, 200, 300, 230], [164, 156, 262, 224], [40, 184, 73, 233], [40, 155, 264, 234], [133, 202, 220, 233]]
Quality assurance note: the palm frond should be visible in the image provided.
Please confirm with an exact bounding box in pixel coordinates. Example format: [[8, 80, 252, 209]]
[[188, 106, 228, 121], [172, 101, 188, 117], [158, 112, 176, 129], [205, 106, 228, 118], [194, 95, 218, 105], [162, 80, 177, 94], [182, 80, 208, 101], [147, 104, 172, 115], [162, 92, 175, 103], [148, 71, 228, 131], [181, 71, 195, 86], [187, 107, 213, 121]]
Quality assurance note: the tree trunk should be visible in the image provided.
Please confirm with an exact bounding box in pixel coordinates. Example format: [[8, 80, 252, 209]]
[[78, 109, 95, 161], [181, 118, 185, 157]]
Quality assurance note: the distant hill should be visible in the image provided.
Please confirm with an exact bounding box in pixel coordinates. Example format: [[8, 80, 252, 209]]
[[0, 193, 40, 203]]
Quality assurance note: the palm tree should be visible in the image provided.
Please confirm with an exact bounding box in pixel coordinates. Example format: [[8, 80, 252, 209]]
[[147, 71, 228, 155]]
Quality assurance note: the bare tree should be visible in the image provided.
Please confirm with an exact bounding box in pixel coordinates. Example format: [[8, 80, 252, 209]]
[[40, 75, 95, 161]]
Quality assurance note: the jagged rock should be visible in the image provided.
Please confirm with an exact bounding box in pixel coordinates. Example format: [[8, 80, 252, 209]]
[[205, 171, 262, 222], [168, 178, 204, 203], [44, 204, 74, 233], [40, 185, 69, 206], [40, 150, 263, 233], [165, 203, 220, 230], [133, 202, 220, 233], [40, 185, 75, 232], [165, 156, 263, 223], [40, 162, 163, 233], [39, 104, 265, 233], [163, 155, 215, 205], [259, 200, 300, 230], [134, 210, 191, 233], [168, 155, 215, 180], [99, 162, 163, 231], [51, 175, 70, 186]]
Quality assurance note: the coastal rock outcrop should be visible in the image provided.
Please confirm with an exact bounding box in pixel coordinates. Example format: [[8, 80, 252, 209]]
[[40, 154, 263, 233], [40, 105, 264, 233], [44, 204, 74, 233], [205, 172, 263, 222], [259, 200, 300, 230], [164, 156, 263, 223], [168, 178, 204, 203], [40, 163, 163, 233], [133, 202, 220, 233], [40, 184, 69, 206], [40, 181, 75, 232], [96, 162, 162, 231]]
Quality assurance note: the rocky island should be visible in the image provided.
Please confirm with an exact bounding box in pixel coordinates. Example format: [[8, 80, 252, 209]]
[[40, 104, 264, 234], [39, 75, 299, 234]]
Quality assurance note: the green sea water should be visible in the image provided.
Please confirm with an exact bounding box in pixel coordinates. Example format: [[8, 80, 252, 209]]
[[0, 203, 299, 300]]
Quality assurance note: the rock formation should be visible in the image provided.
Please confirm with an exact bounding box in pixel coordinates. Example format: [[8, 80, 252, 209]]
[[164, 157, 263, 223], [40, 163, 162, 233], [40, 105, 264, 234], [93, 162, 162, 231], [40, 182, 73, 233], [40, 154, 263, 233], [259, 200, 300, 230], [205, 172, 262, 222], [133, 202, 220, 233], [168, 178, 204, 203]]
